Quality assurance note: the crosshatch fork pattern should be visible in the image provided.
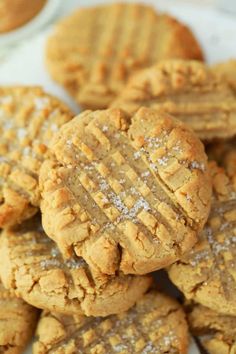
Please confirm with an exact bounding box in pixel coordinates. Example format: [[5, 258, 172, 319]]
[[111, 60, 236, 141], [46, 3, 203, 109], [0, 216, 151, 317], [168, 161, 236, 315], [188, 303, 236, 354], [33, 291, 188, 354], [0, 86, 73, 228], [40, 107, 211, 275]]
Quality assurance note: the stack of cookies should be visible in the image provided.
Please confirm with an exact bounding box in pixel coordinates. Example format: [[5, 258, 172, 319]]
[[0, 3, 235, 354]]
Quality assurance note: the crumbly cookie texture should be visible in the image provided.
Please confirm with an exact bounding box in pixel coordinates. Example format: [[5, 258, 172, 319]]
[[33, 291, 189, 354], [212, 60, 236, 92], [0, 279, 39, 354], [222, 146, 236, 180], [46, 3, 203, 110], [206, 138, 236, 184], [0, 217, 151, 317], [0, 0, 46, 33], [111, 60, 236, 140], [0, 86, 73, 228], [188, 303, 236, 354], [168, 157, 236, 315], [40, 107, 211, 275]]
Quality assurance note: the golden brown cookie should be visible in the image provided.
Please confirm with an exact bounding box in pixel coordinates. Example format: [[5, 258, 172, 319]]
[[0, 0, 47, 33], [212, 60, 236, 93], [188, 303, 236, 354], [0, 216, 151, 317], [111, 60, 236, 140], [0, 86, 73, 228], [168, 158, 236, 315], [46, 3, 203, 110], [40, 107, 211, 275], [33, 290, 189, 354], [0, 278, 39, 354]]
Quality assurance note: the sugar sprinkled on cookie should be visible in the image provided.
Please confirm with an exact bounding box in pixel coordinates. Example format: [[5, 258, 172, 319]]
[[0, 86, 73, 228], [33, 291, 189, 354], [168, 153, 236, 315], [0, 216, 151, 317], [40, 107, 212, 275]]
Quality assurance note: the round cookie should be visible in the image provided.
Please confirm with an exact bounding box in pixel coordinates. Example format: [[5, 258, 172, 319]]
[[168, 158, 236, 315], [111, 60, 236, 140], [188, 303, 236, 354], [0, 86, 73, 228], [0, 216, 151, 317], [212, 60, 236, 93], [33, 291, 189, 354], [0, 0, 46, 33], [0, 279, 39, 354], [46, 3, 203, 110], [40, 107, 212, 275]]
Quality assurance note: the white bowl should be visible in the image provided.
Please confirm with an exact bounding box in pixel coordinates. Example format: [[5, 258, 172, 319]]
[[0, 0, 61, 49]]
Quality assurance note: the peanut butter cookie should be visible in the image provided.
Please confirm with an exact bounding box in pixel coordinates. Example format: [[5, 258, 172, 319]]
[[40, 107, 211, 275], [168, 158, 236, 315], [0, 216, 151, 317], [46, 3, 203, 110], [33, 291, 189, 354], [111, 60, 236, 140], [212, 60, 236, 93], [0, 86, 73, 228], [0, 278, 38, 353], [188, 303, 236, 354]]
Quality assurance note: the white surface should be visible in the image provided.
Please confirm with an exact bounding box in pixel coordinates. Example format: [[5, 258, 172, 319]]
[[0, 1, 235, 353]]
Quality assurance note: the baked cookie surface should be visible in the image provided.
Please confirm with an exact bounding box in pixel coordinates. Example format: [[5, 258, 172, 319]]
[[188, 303, 236, 354], [33, 291, 189, 354], [46, 3, 203, 110], [40, 107, 211, 275], [0, 86, 73, 228], [0, 279, 38, 354], [111, 60, 236, 140], [212, 60, 236, 92], [168, 155, 236, 315], [0, 216, 151, 317]]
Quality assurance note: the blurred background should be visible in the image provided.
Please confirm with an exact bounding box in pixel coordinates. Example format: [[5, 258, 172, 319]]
[[1, 0, 236, 61], [0, 0, 236, 111], [0, 0, 236, 62]]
